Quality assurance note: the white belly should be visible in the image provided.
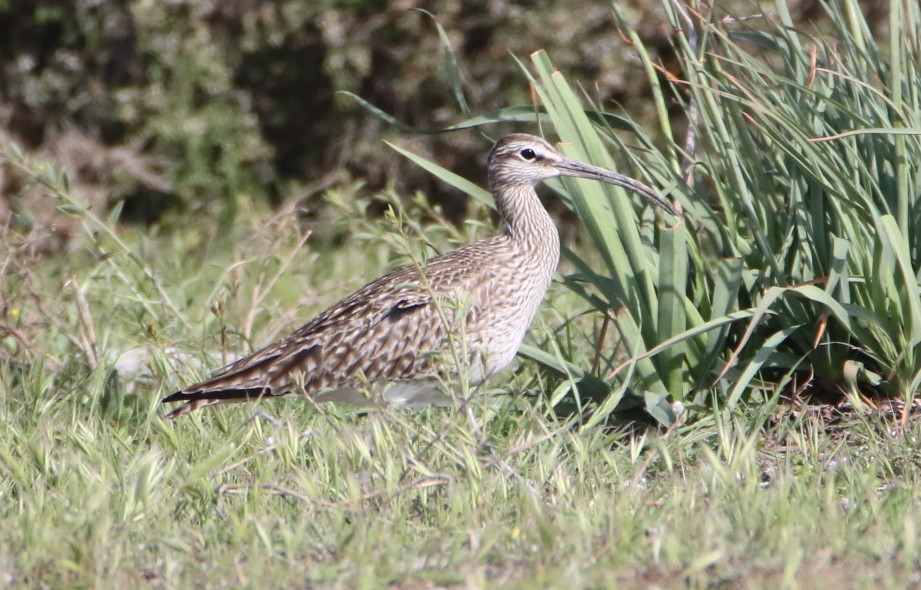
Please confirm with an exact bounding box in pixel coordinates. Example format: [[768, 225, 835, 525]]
[[315, 381, 457, 407]]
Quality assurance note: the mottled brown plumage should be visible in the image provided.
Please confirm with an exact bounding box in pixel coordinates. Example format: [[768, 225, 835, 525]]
[[162, 134, 677, 417]]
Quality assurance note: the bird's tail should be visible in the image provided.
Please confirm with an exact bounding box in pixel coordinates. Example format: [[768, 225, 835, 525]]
[[161, 388, 272, 419]]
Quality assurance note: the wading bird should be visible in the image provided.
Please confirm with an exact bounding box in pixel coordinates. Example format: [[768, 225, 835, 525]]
[[162, 134, 677, 417]]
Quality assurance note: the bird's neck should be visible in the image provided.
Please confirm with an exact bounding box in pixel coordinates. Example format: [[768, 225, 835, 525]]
[[491, 183, 560, 259]]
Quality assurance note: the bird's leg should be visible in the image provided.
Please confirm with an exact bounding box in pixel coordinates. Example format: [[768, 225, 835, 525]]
[[464, 402, 483, 444]]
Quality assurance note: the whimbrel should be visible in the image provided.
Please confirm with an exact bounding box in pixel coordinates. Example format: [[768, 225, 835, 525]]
[[162, 134, 677, 417]]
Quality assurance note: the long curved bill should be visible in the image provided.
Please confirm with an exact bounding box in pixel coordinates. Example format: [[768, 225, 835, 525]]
[[554, 158, 679, 217]]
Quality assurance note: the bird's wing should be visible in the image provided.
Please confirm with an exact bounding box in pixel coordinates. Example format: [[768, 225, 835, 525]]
[[162, 244, 496, 416]]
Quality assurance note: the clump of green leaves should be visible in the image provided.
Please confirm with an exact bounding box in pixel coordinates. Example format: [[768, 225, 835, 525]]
[[543, 0, 921, 426]]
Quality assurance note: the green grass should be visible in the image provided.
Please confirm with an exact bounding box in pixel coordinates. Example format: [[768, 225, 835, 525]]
[[1, 197, 920, 588]]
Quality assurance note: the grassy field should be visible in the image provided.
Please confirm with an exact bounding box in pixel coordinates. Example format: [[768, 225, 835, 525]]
[[3, 1, 921, 588], [1, 193, 920, 589]]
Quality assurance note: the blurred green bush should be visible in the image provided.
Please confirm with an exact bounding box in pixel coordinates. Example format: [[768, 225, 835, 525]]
[[0, 1, 889, 239]]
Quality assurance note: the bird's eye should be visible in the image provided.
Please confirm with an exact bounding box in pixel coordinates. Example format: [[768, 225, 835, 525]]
[[519, 148, 537, 161]]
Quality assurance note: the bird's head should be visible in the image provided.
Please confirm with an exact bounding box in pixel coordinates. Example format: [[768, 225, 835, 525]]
[[487, 133, 678, 216]]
